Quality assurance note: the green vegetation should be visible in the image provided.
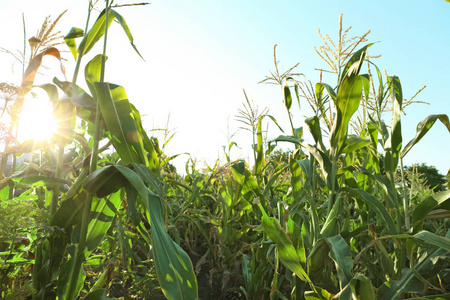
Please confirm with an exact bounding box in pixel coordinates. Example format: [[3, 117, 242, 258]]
[[0, 3, 449, 300]]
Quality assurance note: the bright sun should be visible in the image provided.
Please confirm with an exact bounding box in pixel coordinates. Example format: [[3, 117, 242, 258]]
[[17, 95, 58, 143]]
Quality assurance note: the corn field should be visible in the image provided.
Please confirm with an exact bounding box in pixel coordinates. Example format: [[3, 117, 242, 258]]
[[0, 2, 449, 300]]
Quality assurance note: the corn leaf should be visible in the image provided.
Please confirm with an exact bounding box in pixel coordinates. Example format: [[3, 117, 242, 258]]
[[284, 84, 292, 110], [21, 47, 64, 91], [339, 44, 372, 84], [341, 136, 371, 154], [377, 268, 425, 300], [305, 116, 326, 151], [384, 76, 403, 173], [255, 116, 265, 175], [94, 82, 147, 165], [85, 54, 106, 98], [83, 164, 199, 299], [343, 187, 397, 234], [325, 235, 353, 287], [412, 190, 450, 233], [64, 27, 84, 61], [259, 203, 311, 282], [110, 9, 143, 59], [330, 74, 364, 158], [349, 274, 376, 300], [401, 114, 450, 159], [85, 191, 122, 251], [78, 9, 114, 57]]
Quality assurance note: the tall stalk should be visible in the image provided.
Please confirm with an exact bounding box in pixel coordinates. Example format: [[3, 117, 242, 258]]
[[66, 2, 109, 299]]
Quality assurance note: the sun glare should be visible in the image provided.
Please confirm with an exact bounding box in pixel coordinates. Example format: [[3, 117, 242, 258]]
[[17, 96, 58, 143]]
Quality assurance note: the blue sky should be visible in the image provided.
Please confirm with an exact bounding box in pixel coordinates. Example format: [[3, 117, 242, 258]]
[[1, 0, 449, 174]]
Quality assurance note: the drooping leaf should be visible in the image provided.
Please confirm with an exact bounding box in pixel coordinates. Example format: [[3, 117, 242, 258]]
[[78, 8, 143, 59], [305, 116, 325, 151], [64, 27, 84, 61], [325, 235, 353, 287], [349, 274, 376, 300], [37, 83, 59, 101], [343, 187, 397, 234], [53, 78, 96, 109], [412, 190, 450, 233], [377, 268, 425, 300], [21, 47, 65, 91], [110, 9, 144, 59], [339, 44, 373, 84], [413, 230, 450, 252], [401, 114, 450, 159], [83, 164, 199, 299]]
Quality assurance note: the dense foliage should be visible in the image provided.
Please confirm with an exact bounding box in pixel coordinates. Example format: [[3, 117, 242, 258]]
[[0, 2, 449, 300]]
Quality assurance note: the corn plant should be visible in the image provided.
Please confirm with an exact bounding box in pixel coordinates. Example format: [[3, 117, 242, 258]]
[[231, 17, 450, 299], [4, 1, 201, 299]]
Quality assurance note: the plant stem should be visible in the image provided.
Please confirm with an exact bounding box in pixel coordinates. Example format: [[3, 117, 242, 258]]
[[400, 158, 410, 231], [67, 2, 110, 298], [50, 145, 64, 216]]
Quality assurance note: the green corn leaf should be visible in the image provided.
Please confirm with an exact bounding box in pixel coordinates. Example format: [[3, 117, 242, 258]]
[[53, 78, 96, 109], [78, 9, 115, 57], [320, 195, 342, 237], [401, 114, 450, 159], [349, 274, 376, 300], [64, 27, 84, 61], [82, 288, 107, 300], [314, 82, 335, 129], [37, 83, 59, 101], [339, 44, 373, 84], [85, 191, 122, 251], [316, 82, 337, 103], [341, 136, 371, 153], [51, 192, 85, 230], [412, 190, 450, 233], [110, 9, 143, 59], [84, 165, 124, 198], [231, 160, 263, 199], [343, 187, 397, 234], [83, 164, 198, 299], [85, 54, 106, 98], [284, 84, 292, 110], [115, 166, 198, 300], [330, 74, 364, 158], [325, 235, 353, 287], [78, 9, 143, 59], [94, 82, 147, 165], [258, 204, 310, 282], [290, 158, 304, 202], [305, 116, 326, 150], [255, 116, 265, 175], [377, 268, 425, 300], [413, 230, 450, 252], [384, 76, 403, 173]]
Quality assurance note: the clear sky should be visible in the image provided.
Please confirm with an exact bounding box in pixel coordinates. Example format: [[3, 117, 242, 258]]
[[1, 0, 449, 174]]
